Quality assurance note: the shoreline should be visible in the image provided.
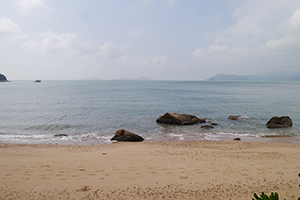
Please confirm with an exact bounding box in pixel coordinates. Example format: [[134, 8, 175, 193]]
[[1, 140, 300, 199], [1, 133, 300, 146]]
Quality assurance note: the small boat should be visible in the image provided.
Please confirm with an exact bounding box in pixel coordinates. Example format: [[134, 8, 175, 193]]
[[34, 80, 41, 82]]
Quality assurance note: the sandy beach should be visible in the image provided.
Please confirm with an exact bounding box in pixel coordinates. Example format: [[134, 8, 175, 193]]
[[0, 141, 300, 200]]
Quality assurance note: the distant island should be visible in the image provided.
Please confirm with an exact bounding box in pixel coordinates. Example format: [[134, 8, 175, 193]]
[[207, 71, 300, 82], [115, 77, 153, 81], [0, 73, 8, 82], [80, 77, 153, 81]]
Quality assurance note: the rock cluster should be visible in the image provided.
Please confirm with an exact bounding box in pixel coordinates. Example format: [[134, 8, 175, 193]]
[[111, 114, 293, 142]]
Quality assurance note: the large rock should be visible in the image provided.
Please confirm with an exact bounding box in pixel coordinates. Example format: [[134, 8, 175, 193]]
[[156, 112, 206, 125], [266, 116, 292, 128], [111, 129, 144, 142], [0, 73, 7, 82]]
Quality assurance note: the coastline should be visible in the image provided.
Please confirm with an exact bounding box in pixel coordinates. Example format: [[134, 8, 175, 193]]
[[1, 140, 300, 199]]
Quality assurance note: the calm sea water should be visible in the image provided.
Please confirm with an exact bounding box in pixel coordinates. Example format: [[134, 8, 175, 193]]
[[1, 80, 300, 144]]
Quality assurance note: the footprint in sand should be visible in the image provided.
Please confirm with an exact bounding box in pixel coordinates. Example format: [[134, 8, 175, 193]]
[[76, 185, 91, 192]]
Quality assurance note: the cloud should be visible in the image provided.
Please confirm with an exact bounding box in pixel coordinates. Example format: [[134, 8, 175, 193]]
[[17, 0, 51, 14], [213, 0, 300, 47], [0, 18, 21, 38], [190, 1, 300, 74], [128, 28, 145, 38], [191, 45, 229, 59], [190, 45, 250, 67], [262, 8, 300, 52], [97, 42, 132, 59], [23, 31, 81, 56], [117, 55, 168, 66], [164, 0, 176, 6], [130, 0, 153, 11]]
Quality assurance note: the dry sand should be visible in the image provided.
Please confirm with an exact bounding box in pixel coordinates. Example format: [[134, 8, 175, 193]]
[[0, 141, 300, 199]]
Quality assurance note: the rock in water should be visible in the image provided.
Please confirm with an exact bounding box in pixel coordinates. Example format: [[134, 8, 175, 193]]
[[201, 125, 214, 129], [111, 129, 144, 142], [54, 134, 68, 137], [266, 116, 292, 128], [156, 112, 206, 125], [0, 73, 7, 82], [228, 115, 242, 120]]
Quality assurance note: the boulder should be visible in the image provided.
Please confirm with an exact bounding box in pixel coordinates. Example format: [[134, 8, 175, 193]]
[[156, 112, 206, 125], [111, 129, 144, 142], [266, 116, 292, 128], [0, 73, 7, 82]]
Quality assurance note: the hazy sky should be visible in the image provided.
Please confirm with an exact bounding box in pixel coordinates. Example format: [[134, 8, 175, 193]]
[[1, 0, 300, 80]]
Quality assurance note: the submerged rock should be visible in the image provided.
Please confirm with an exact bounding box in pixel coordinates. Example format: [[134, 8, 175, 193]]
[[156, 112, 206, 125], [266, 116, 292, 128], [201, 125, 214, 129], [54, 134, 68, 137], [228, 115, 246, 120], [111, 129, 144, 142], [209, 121, 218, 126]]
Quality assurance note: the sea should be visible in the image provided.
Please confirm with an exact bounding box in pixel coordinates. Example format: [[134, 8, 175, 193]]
[[1, 80, 300, 145]]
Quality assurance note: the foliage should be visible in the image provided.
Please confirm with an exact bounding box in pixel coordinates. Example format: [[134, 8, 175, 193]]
[[299, 173, 300, 200], [252, 192, 279, 200], [252, 173, 300, 200]]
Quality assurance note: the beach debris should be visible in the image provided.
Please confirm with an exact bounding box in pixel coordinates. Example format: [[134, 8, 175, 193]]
[[266, 116, 292, 128], [156, 112, 206, 125], [54, 134, 68, 137], [201, 125, 214, 129], [233, 138, 241, 141], [111, 129, 144, 142]]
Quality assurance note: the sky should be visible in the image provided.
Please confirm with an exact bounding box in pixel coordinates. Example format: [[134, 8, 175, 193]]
[[0, 0, 300, 80]]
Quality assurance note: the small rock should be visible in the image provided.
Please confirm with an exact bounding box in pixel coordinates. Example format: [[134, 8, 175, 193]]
[[111, 129, 144, 142], [233, 138, 241, 141], [228, 115, 242, 120], [54, 134, 68, 137], [201, 125, 214, 129]]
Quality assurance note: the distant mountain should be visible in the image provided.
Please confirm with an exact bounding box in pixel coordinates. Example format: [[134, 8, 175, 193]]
[[207, 71, 300, 81], [74, 77, 103, 81], [83, 77, 103, 80], [134, 77, 153, 81], [206, 74, 251, 81], [114, 77, 154, 81], [0, 73, 8, 82]]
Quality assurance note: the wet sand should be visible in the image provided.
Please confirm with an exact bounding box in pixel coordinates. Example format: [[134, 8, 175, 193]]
[[0, 141, 300, 199]]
